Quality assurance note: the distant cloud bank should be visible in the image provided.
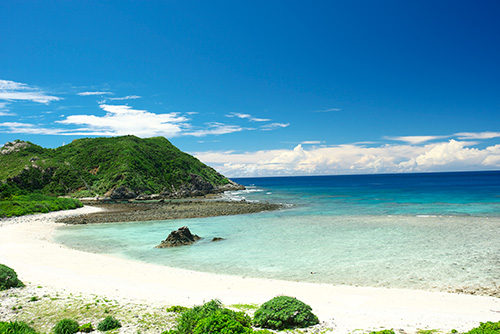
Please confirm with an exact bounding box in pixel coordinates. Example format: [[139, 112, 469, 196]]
[[194, 137, 500, 177]]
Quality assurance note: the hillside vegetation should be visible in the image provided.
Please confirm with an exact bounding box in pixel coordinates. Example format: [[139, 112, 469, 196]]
[[0, 136, 240, 199]]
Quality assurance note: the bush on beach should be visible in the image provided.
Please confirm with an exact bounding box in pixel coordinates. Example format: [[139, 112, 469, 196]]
[[253, 296, 319, 330], [97, 315, 121, 331], [0, 321, 39, 333], [0, 263, 25, 291], [464, 321, 500, 334], [166, 299, 253, 334], [53, 318, 79, 334]]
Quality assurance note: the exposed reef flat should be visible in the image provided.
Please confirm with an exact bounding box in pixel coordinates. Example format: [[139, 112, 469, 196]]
[[57, 200, 283, 224]]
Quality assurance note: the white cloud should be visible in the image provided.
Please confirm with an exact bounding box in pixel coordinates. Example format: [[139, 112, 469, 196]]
[[194, 140, 500, 177], [226, 112, 271, 122], [0, 102, 15, 116], [184, 122, 245, 137], [78, 91, 113, 96], [384, 135, 449, 144], [261, 123, 289, 131], [454, 132, 500, 140], [0, 122, 65, 135], [313, 108, 341, 113], [56, 104, 189, 137], [301, 141, 323, 145], [107, 95, 141, 101], [0, 79, 60, 104]]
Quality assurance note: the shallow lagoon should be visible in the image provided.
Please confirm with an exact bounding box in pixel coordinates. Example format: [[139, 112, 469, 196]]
[[56, 172, 500, 293]]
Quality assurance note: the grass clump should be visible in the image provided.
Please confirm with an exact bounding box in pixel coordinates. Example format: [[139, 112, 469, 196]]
[[53, 318, 79, 334], [0, 321, 39, 333], [78, 322, 94, 333], [253, 296, 319, 330], [97, 316, 121, 331], [166, 305, 190, 313], [0, 263, 25, 290], [465, 321, 500, 334], [370, 330, 395, 334]]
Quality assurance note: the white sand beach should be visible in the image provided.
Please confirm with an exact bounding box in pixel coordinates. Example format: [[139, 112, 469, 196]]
[[1, 206, 499, 333]]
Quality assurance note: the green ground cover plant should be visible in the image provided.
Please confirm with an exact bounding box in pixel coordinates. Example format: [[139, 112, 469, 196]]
[[253, 296, 319, 330], [0, 264, 25, 291], [166, 305, 190, 313], [464, 321, 500, 334], [53, 318, 79, 334], [0, 321, 39, 333], [0, 189, 82, 218], [78, 322, 94, 333], [97, 315, 121, 331]]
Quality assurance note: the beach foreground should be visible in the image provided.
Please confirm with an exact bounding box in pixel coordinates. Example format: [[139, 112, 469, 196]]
[[1, 206, 499, 333]]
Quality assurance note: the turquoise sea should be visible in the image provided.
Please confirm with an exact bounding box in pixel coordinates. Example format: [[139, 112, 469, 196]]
[[55, 171, 500, 293]]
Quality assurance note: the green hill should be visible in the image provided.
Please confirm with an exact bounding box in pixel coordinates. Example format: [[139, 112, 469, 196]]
[[0, 136, 242, 199]]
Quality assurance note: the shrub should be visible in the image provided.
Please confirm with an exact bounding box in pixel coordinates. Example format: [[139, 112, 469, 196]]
[[177, 299, 223, 333], [97, 316, 121, 331], [0, 321, 38, 333], [465, 321, 500, 334], [78, 322, 94, 333], [193, 309, 252, 334], [53, 319, 79, 334], [174, 299, 253, 334], [253, 296, 319, 330], [0, 264, 25, 290]]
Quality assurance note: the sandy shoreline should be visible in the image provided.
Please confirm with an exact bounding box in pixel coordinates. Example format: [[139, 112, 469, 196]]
[[1, 206, 500, 333]]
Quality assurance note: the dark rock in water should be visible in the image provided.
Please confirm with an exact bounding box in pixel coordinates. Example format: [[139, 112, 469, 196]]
[[211, 237, 225, 242], [155, 226, 201, 248]]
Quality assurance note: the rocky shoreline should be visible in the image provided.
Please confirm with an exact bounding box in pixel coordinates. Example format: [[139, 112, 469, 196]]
[[57, 200, 283, 224]]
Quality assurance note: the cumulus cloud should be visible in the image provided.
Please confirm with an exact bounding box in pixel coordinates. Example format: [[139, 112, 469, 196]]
[[0, 79, 60, 104], [56, 104, 189, 137], [226, 112, 271, 122], [77, 91, 113, 96], [194, 139, 500, 177]]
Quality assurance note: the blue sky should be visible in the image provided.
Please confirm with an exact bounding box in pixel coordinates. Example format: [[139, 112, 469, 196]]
[[1, 0, 499, 177]]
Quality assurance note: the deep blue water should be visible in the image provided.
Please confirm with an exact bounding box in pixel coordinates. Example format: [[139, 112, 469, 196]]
[[56, 171, 500, 292], [230, 171, 500, 217]]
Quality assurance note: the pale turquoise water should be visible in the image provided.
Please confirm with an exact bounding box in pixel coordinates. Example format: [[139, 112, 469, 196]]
[[55, 172, 500, 292]]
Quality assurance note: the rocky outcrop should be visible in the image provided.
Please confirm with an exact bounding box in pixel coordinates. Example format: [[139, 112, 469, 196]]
[[0, 140, 31, 155], [155, 226, 201, 248], [107, 186, 137, 200], [158, 174, 244, 199]]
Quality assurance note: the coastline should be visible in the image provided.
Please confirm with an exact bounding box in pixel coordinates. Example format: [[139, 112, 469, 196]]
[[1, 207, 500, 333]]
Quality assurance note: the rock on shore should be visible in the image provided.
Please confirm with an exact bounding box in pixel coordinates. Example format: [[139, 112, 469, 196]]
[[155, 226, 201, 248]]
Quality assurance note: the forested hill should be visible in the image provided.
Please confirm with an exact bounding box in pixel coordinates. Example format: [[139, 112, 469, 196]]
[[0, 136, 242, 199]]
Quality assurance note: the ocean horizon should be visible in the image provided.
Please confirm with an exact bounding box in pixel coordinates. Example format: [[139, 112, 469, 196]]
[[55, 170, 500, 295]]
